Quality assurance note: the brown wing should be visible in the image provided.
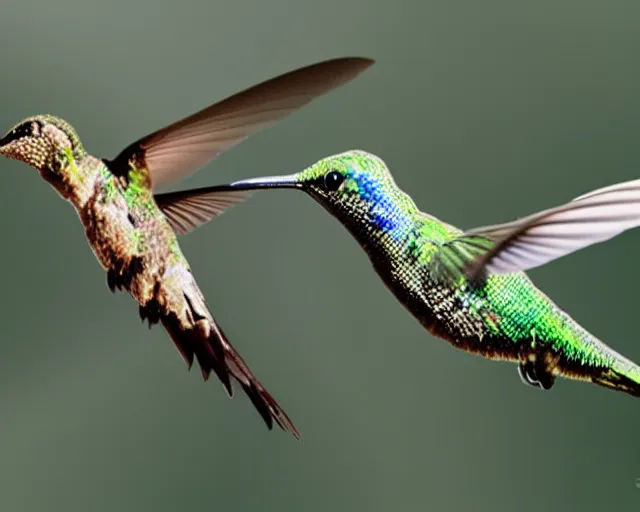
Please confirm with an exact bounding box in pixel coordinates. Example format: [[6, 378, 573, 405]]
[[155, 186, 252, 235], [109, 57, 374, 189]]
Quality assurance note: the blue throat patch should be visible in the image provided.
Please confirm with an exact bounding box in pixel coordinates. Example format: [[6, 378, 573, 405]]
[[347, 169, 412, 241]]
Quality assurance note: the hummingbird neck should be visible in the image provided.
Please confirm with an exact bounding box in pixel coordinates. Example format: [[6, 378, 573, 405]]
[[319, 185, 458, 275], [320, 186, 420, 257], [41, 149, 101, 208]]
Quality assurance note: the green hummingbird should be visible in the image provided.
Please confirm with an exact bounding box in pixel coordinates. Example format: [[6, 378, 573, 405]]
[[0, 58, 374, 439], [167, 150, 640, 397]]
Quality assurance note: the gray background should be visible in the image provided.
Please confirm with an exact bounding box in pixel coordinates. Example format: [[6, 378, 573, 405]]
[[0, 0, 639, 510]]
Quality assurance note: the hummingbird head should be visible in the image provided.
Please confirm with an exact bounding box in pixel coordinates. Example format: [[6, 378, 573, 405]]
[[0, 115, 85, 173], [230, 150, 418, 237]]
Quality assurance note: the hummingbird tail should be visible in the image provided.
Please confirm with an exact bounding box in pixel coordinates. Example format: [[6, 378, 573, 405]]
[[160, 312, 300, 439], [555, 342, 640, 397], [588, 360, 640, 397]]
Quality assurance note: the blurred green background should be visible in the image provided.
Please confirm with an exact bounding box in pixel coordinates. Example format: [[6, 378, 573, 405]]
[[1, 0, 639, 510]]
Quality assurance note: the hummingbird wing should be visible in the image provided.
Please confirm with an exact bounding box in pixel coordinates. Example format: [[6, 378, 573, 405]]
[[108, 57, 374, 190], [431, 178, 640, 283], [429, 234, 496, 285], [154, 186, 253, 235]]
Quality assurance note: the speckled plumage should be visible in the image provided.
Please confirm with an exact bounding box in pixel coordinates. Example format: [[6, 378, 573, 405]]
[[227, 150, 640, 397], [0, 114, 304, 438], [0, 57, 375, 438]]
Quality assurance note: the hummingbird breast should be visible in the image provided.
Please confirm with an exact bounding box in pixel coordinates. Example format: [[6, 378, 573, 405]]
[[79, 164, 177, 308]]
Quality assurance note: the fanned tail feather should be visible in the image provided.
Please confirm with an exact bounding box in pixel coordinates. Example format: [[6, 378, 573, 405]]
[[160, 312, 300, 439]]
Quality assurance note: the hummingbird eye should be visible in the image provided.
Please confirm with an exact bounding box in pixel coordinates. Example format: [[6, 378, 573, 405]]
[[0, 122, 35, 146], [323, 170, 344, 192]]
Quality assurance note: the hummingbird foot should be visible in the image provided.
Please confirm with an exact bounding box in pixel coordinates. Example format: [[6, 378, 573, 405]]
[[517, 356, 556, 391], [518, 361, 542, 388]]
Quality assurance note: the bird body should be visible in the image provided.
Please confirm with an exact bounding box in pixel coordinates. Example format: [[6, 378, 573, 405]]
[[203, 150, 640, 397], [0, 58, 375, 438]]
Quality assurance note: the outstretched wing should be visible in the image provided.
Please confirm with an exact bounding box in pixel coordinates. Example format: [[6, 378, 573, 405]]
[[108, 57, 374, 190], [431, 178, 640, 283], [155, 186, 252, 235]]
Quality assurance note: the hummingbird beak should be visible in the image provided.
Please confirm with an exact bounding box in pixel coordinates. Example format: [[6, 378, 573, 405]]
[[229, 174, 301, 190]]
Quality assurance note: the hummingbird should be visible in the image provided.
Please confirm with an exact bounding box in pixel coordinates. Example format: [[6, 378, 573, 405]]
[[172, 150, 640, 397], [0, 57, 374, 439]]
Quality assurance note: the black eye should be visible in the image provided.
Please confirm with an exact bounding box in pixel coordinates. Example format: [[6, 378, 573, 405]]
[[0, 122, 33, 146], [323, 170, 344, 191]]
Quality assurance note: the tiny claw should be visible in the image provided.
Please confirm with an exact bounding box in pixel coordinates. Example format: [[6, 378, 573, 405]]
[[533, 356, 556, 390], [518, 361, 542, 389], [517, 358, 556, 391]]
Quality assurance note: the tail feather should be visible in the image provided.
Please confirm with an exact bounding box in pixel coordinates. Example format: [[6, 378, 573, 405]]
[[551, 341, 640, 398], [160, 312, 300, 439], [584, 354, 640, 398], [557, 363, 640, 397], [592, 369, 640, 397]]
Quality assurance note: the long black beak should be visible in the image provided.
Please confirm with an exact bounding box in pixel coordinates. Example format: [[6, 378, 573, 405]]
[[228, 174, 302, 190]]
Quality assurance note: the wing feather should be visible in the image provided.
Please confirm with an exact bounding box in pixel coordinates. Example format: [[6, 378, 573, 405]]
[[109, 57, 374, 189], [155, 187, 252, 235], [461, 179, 640, 279]]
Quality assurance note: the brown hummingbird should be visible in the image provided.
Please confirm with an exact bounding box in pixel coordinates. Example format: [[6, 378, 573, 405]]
[[0, 57, 374, 439]]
